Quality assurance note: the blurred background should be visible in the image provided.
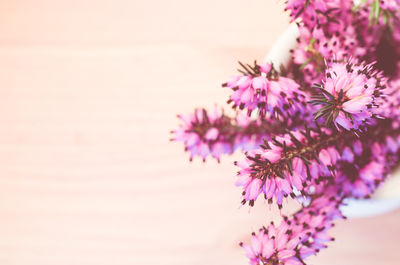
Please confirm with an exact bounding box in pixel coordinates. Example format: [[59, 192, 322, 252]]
[[0, 0, 399, 264]]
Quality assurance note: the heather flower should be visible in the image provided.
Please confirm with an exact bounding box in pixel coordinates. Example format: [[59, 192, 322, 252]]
[[235, 127, 346, 208], [292, 22, 366, 86], [224, 62, 308, 118], [172, 1, 400, 264], [240, 222, 302, 265], [240, 188, 344, 265], [172, 107, 306, 162], [172, 107, 255, 161], [353, 0, 400, 26], [284, 0, 349, 28], [172, 107, 228, 161], [337, 141, 387, 198], [377, 79, 400, 122], [310, 60, 387, 131], [333, 123, 400, 198]]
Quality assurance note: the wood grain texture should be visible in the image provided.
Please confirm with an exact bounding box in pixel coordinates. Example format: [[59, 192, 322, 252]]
[[0, 1, 398, 264]]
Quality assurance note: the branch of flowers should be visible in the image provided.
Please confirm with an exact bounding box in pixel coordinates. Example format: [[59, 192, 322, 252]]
[[224, 61, 310, 118], [247, 126, 346, 181], [240, 186, 345, 265], [171, 107, 307, 162], [235, 124, 355, 208]]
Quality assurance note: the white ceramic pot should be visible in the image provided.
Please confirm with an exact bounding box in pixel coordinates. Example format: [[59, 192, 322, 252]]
[[265, 24, 400, 218]]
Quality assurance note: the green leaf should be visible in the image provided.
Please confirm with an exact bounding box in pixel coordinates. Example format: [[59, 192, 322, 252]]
[[374, 0, 380, 21]]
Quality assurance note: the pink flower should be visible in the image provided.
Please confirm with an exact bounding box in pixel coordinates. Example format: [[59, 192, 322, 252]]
[[173, 1, 400, 264], [284, 0, 349, 27], [235, 127, 340, 208], [311, 60, 387, 131], [172, 107, 265, 162], [224, 62, 308, 117], [336, 139, 391, 198], [240, 187, 343, 265], [240, 222, 302, 265]]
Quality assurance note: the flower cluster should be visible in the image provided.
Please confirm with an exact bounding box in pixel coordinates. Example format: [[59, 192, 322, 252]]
[[224, 62, 309, 118], [284, 0, 349, 28], [172, 0, 400, 264], [172, 107, 305, 162], [353, 0, 400, 26], [172, 107, 256, 162], [335, 121, 400, 198], [240, 188, 344, 265], [311, 60, 387, 131], [235, 127, 344, 208]]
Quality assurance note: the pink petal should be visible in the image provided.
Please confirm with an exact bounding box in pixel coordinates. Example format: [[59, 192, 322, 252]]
[[259, 63, 272, 73], [242, 244, 256, 259], [264, 178, 276, 199], [269, 81, 282, 94], [235, 174, 251, 187], [262, 239, 274, 259], [252, 76, 268, 90], [237, 76, 252, 90], [276, 234, 288, 250], [246, 178, 262, 200], [292, 157, 305, 175], [345, 84, 364, 98], [240, 88, 254, 104], [204, 128, 219, 140], [267, 92, 279, 107], [186, 134, 199, 147], [327, 147, 339, 164], [341, 147, 354, 162], [251, 235, 262, 254], [277, 249, 296, 260], [299, 247, 316, 259], [263, 149, 282, 163], [342, 97, 370, 113], [335, 111, 352, 130], [267, 223, 277, 238], [286, 238, 300, 250], [334, 75, 349, 96], [285, 259, 303, 265], [290, 172, 303, 191], [279, 179, 292, 195], [319, 149, 331, 166]]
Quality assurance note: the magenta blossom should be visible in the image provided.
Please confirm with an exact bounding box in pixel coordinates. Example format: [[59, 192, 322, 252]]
[[172, 107, 267, 162], [354, 0, 400, 25], [235, 127, 343, 208], [311, 60, 387, 131], [172, 1, 400, 264], [240, 188, 344, 265], [284, 0, 349, 28], [337, 138, 395, 198], [293, 23, 365, 86], [172, 107, 300, 162], [240, 222, 302, 265], [224, 62, 308, 118]]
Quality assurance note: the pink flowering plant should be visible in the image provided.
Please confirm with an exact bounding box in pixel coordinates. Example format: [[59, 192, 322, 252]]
[[172, 0, 400, 264]]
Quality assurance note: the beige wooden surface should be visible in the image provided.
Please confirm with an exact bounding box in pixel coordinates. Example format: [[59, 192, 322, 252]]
[[0, 1, 398, 264]]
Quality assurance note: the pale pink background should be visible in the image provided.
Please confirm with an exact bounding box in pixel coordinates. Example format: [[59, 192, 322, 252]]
[[0, 0, 398, 264]]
